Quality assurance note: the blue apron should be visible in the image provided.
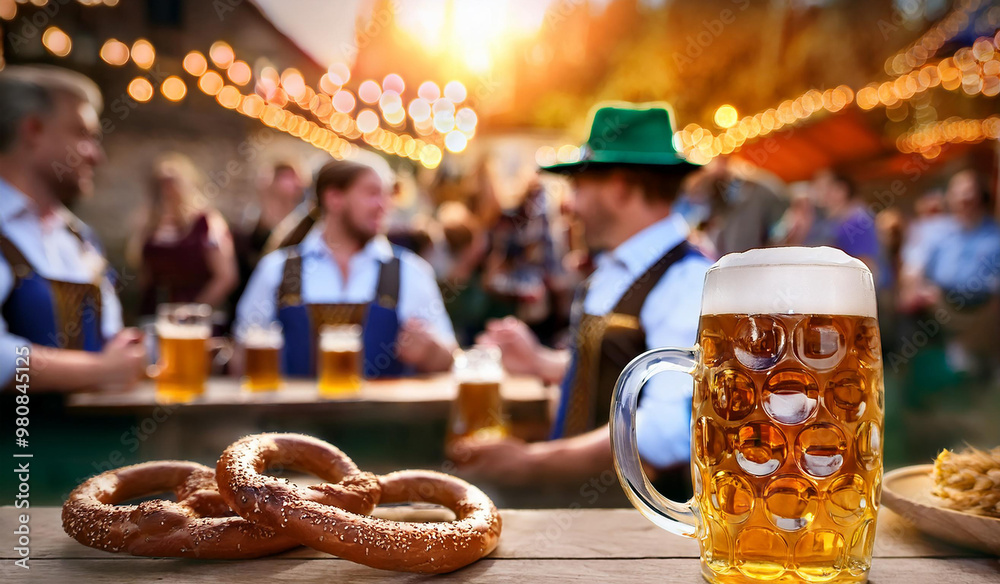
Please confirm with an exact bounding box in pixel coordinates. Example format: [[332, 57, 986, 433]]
[[551, 241, 694, 438], [0, 230, 104, 352], [275, 244, 413, 379]]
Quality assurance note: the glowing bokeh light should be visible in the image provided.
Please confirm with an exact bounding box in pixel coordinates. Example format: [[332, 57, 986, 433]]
[[198, 71, 225, 96], [444, 80, 467, 103], [209, 41, 235, 69], [42, 27, 72, 57], [127, 77, 154, 102], [379, 90, 403, 114], [417, 81, 441, 102], [99, 39, 129, 65], [408, 98, 432, 122], [444, 130, 468, 152], [131, 39, 155, 69], [227, 60, 252, 86], [356, 109, 380, 133], [358, 80, 382, 104], [332, 90, 356, 113], [160, 76, 187, 101], [714, 104, 738, 129], [182, 51, 208, 76], [420, 144, 443, 168], [383, 73, 405, 94], [217, 85, 242, 109]]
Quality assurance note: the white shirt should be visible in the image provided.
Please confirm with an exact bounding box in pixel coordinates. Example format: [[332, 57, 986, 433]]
[[235, 225, 457, 345], [584, 213, 711, 468], [0, 179, 124, 385]]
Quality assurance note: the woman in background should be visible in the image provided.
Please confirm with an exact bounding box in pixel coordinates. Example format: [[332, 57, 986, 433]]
[[128, 153, 238, 317]]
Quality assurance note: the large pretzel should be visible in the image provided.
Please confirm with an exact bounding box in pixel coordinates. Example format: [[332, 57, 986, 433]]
[[217, 434, 502, 573], [61, 461, 298, 558], [214, 433, 381, 522]]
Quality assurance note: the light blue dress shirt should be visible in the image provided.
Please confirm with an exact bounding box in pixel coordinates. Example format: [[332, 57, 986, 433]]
[[901, 215, 958, 274], [924, 217, 1000, 302], [234, 225, 457, 345], [0, 179, 123, 385], [584, 213, 711, 468]]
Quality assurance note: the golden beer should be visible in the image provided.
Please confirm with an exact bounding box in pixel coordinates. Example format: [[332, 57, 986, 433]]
[[318, 325, 362, 396], [447, 381, 508, 444], [155, 329, 210, 402], [611, 247, 883, 584], [244, 347, 281, 391], [693, 313, 882, 583], [153, 303, 213, 403], [241, 324, 283, 392], [447, 346, 507, 447]]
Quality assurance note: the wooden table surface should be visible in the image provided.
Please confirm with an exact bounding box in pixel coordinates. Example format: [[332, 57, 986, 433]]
[[65, 374, 550, 422], [2, 507, 995, 582]]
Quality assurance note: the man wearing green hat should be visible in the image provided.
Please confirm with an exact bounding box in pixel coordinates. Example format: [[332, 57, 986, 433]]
[[454, 103, 711, 499]]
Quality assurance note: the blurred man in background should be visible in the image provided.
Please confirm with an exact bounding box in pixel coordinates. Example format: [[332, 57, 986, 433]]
[[899, 188, 951, 280], [454, 104, 711, 500], [908, 169, 1000, 379], [0, 66, 146, 392], [235, 158, 457, 378]]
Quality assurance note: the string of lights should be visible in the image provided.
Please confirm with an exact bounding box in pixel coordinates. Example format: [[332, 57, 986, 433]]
[[858, 32, 1000, 110], [538, 34, 999, 166], [897, 115, 1000, 158], [884, 0, 986, 76], [26, 12, 477, 168], [0, 0, 120, 22], [180, 41, 466, 166]]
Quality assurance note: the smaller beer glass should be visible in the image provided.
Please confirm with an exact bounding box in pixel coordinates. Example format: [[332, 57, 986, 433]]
[[241, 323, 283, 392], [447, 345, 508, 446], [318, 324, 363, 397], [152, 303, 212, 403]]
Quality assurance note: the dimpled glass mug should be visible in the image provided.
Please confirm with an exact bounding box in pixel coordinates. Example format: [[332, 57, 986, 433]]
[[611, 247, 884, 584]]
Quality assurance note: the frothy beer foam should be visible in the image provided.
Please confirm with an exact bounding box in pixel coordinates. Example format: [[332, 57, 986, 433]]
[[243, 328, 283, 350], [319, 327, 362, 353], [156, 321, 211, 339], [701, 246, 876, 317]]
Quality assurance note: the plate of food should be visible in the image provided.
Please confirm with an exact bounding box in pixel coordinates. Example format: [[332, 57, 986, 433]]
[[881, 446, 1000, 555]]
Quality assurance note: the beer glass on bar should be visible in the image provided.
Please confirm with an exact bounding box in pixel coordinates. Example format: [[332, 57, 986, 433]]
[[318, 324, 363, 397], [611, 247, 884, 584], [152, 303, 213, 403], [240, 322, 283, 392], [447, 345, 507, 447]]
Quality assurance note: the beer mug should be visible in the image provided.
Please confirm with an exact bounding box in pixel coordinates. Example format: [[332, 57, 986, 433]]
[[240, 322, 283, 392], [150, 303, 214, 403], [611, 247, 883, 584], [318, 324, 363, 397], [447, 345, 507, 446]]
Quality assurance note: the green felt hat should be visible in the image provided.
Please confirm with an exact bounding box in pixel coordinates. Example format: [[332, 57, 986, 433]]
[[540, 102, 698, 174]]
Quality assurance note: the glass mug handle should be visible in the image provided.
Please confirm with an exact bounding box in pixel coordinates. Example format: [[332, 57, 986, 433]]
[[610, 346, 700, 537]]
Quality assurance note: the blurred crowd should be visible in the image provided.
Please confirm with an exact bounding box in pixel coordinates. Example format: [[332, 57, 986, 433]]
[[2, 65, 999, 492]]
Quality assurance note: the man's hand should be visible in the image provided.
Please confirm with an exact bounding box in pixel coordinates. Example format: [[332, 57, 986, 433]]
[[448, 436, 537, 486], [476, 317, 542, 377], [99, 328, 148, 391], [397, 318, 453, 372], [477, 317, 569, 384]]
